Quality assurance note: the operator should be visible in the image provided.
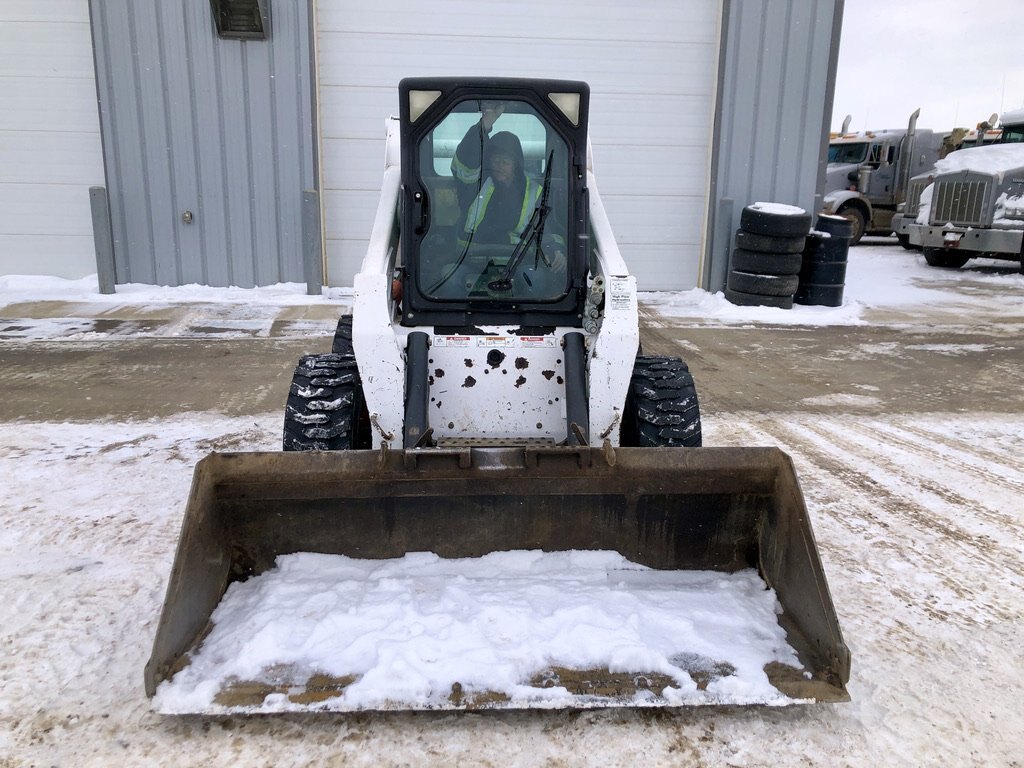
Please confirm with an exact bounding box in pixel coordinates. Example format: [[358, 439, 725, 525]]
[[450, 103, 565, 268]]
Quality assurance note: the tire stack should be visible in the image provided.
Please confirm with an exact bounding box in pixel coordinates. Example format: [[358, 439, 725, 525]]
[[795, 214, 853, 307], [725, 204, 812, 309]]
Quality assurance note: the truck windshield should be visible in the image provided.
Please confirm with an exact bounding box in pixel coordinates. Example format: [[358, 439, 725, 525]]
[[1000, 125, 1024, 143], [416, 99, 570, 302], [828, 142, 869, 164]]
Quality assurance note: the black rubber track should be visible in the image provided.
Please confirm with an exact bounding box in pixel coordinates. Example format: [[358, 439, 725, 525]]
[[331, 315, 354, 355], [620, 356, 702, 448], [283, 353, 371, 450], [739, 205, 812, 238], [729, 247, 803, 276], [727, 269, 799, 297], [724, 287, 794, 309], [734, 230, 806, 254]]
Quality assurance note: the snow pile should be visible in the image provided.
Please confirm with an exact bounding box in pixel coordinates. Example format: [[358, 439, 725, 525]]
[[0, 274, 352, 306], [932, 142, 1024, 178], [916, 143, 1024, 224], [749, 201, 805, 216], [994, 192, 1024, 227], [999, 107, 1024, 126], [153, 550, 801, 713]]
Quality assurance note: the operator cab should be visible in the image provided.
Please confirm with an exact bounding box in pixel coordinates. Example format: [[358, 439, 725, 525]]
[[398, 78, 590, 327]]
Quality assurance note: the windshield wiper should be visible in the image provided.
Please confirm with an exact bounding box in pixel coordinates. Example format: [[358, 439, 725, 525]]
[[488, 150, 555, 293]]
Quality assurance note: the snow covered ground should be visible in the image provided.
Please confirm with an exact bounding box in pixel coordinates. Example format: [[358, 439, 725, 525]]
[[1, 240, 1022, 766]]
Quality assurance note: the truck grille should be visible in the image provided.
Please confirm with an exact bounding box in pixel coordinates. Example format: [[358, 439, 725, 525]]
[[929, 180, 991, 226], [905, 179, 928, 217]]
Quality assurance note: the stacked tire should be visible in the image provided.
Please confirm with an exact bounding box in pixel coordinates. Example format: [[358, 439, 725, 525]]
[[725, 204, 812, 309], [795, 214, 853, 307]]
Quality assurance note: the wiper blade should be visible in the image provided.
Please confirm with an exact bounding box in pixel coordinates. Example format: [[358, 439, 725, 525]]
[[488, 150, 555, 292]]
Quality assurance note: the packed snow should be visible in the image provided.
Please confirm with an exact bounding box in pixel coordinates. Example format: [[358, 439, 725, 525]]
[[932, 141, 1024, 177], [154, 552, 800, 714], [748, 201, 806, 216], [1, 241, 1023, 765]]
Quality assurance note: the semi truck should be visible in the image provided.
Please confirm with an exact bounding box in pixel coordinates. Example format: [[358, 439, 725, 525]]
[[823, 110, 975, 245], [901, 109, 1024, 272]]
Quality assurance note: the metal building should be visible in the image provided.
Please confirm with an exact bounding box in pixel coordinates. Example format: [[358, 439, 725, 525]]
[[0, 0, 844, 293]]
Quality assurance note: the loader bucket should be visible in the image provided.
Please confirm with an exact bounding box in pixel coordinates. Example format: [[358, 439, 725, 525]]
[[145, 446, 850, 712]]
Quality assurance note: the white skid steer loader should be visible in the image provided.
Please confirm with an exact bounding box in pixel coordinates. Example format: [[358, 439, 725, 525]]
[[145, 78, 850, 713]]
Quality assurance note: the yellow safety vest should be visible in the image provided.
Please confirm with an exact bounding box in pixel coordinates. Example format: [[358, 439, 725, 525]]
[[461, 178, 543, 245]]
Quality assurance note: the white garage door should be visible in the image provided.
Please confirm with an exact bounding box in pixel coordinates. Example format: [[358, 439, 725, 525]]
[[315, 0, 719, 291]]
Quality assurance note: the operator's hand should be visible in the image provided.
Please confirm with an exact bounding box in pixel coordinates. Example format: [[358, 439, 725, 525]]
[[550, 249, 567, 272], [481, 103, 505, 132]]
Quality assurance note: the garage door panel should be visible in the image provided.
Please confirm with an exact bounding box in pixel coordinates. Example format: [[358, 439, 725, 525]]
[[0, 130, 104, 185], [316, 0, 718, 290], [589, 95, 713, 146], [320, 87, 399, 140], [593, 145, 710, 197], [0, 183, 94, 235], [0, 234, 96, 279], [325, 238, 371, 287], [0, 77, 101, 132], [0, 21, 95, 78], [626, 243, 700, 290], [318, 1, 716, 44], [323, 189, 378, 240], [318, 33, 712, 96], [322, 138, 388, 190], [602, 196, 704, 245]]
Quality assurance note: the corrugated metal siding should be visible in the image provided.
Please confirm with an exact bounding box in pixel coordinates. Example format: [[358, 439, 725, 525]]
[[0, 0, 105, 278], [705, 0, 842, 290], [315, 0, 720, 290], [90, 0, 316, 287]]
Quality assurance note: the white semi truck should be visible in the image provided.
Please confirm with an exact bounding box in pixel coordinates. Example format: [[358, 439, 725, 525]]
[[900, 109, 1024, 272]]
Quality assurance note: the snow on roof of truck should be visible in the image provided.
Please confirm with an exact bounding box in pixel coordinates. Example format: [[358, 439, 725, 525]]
[[934, 142, 1024, 177], [999, 108, 1024, 127]]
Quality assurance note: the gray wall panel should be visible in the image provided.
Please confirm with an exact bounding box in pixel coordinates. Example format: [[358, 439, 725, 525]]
[[704, 0, 843, 291], [91, 0, 317, 288]]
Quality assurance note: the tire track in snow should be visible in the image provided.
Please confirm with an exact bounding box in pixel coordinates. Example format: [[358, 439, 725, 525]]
[[835, 418, 1024, 532], [892, 419, 1024, 486], [780, 417, 1023, 565], [729, 415, 1023, 625]]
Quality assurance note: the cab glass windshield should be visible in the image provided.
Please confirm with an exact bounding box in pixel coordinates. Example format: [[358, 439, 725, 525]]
[[1000, 126, 1024, 143], [828, 142, 869, 164], [416, 99, 569, 301]]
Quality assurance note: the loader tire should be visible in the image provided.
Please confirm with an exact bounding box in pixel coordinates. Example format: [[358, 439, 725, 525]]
[[728, 247, 803, 276], [620, 356, 702, 448], [331, 315, 354, 355], [283, 353, 371, 451], [734, 230, 806, 254], [739, 205, 812, 238], [727, 270, 800, 297]]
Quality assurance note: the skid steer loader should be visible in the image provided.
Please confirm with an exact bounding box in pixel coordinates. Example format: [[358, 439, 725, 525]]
[[145, 78, 850, 712]]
